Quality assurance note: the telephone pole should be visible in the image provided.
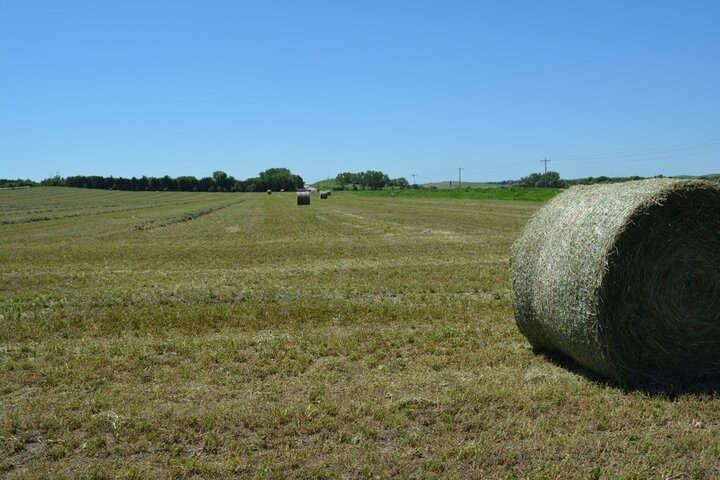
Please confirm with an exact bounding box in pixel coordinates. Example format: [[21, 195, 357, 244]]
[[540, 157, 551, 188], [411, 173, 416, 186], [457, 167, 464, 188]]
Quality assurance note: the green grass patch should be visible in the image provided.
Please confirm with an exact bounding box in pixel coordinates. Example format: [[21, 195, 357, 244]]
[[354, 186, 558, 201], [314, 179, 342, 190], [422, 181, 503, 189]]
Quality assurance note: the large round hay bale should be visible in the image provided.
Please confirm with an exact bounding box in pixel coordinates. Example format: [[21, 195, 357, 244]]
[[296, 191, 310, 205], [511, 179, 720, 387], [319, 191, 328, 199], [267, 189, 272, 195]]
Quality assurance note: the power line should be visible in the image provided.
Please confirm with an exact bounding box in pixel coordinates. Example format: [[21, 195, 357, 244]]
[[552, 137, 720, 162], [417, 137, 719, 181], [541, 157, 551, 187], [464, 139, 720, 174], [564, 148, 719, 166]]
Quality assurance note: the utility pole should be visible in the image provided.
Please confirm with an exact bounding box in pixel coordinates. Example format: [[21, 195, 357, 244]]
[[540, 157, 551, 188], [457, 167, 464, 188], [411, 173, 416, 186]]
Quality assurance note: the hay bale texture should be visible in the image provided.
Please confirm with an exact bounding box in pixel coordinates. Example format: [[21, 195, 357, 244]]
[[296, 191, 310, 205], [511, 179, 720, 386]]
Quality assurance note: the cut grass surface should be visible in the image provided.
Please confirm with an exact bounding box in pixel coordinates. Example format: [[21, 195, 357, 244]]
[[1, 187, 720, 478]]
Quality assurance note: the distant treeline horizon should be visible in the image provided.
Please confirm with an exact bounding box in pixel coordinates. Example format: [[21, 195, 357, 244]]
[[20, 168, 305, 192], [2, 171, 718, 191], [499, 171, 720, 188]]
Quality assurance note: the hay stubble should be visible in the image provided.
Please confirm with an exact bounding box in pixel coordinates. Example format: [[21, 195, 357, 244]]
[[3, 187, 720, 478]]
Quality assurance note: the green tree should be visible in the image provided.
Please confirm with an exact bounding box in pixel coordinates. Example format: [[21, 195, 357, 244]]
[[257, 168, 302, 191], [176, 176, 198, 191], [518, 171, 564, 188], [212, 171, 229, 190], [390, 177, 410, 189], [336, 170, 390, 190], [359, 170, 388, 190]]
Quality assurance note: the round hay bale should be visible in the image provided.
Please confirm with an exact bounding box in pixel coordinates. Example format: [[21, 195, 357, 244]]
[[326, 191, 332, 196], [296, 191, 310, 205], [319, 191, 328, 199], [267, 189, 272, 195], [511, 179, 720, 387]]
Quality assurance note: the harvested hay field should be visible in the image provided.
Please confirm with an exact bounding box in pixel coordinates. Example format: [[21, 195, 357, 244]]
[[511, 180, 720, 387], [3, 187, 720, 478]]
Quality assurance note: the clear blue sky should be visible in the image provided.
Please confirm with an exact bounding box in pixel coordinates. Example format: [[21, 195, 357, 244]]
[[1, 1, 718, 183]]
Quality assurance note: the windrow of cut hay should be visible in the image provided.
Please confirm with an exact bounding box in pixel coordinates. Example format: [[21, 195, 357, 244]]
[[511, 179, 720, 387], [132, 200, 243, 230]]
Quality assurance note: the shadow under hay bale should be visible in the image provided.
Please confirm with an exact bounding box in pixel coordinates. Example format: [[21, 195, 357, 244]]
[[535, 348, 720, 396], [511, 179, 720, 389], [296, 191, 310, 205]]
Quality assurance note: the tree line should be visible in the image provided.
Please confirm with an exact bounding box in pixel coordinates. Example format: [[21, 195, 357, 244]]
[[515, 171, 566, 188], [516, 171, 671, 188], [0, 178, 35, 188], [514, 172, 697, 188], [40, 168, 304, 192], [334, 171, 410, 190]]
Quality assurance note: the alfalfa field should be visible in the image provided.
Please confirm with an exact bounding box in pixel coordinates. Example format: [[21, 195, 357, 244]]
[[2, 187, 720, 479]]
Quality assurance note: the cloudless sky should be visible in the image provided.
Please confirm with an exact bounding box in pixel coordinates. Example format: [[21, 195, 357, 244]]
[[1, 0, 718, 183]]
